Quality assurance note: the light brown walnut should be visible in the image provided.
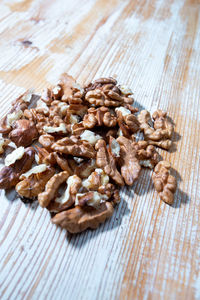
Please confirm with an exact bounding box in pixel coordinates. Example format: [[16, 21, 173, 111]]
[[138, 110, 174, 150], [84, 77, 134, 107], [24, 108, 38, 123], [98, 183, 120, 205], [117, 136, 141, 185], [95, 138, 124, 186], [54, 153, 73, 174], [51, 136, 96, 158], [38, 134, 55, 150], [41, 88, 53, 105], [66, 104, 88, 117], [70, 122, 85, 136], [73, 158, 97, 178], [135, 140, 159, 169], [16, 167, 55, 200], [116, 108, 139, 138], [51, 201, 114, 233], [38, 171, 70, 208], [35, 146, 54, 164], [48, 175, 82, 212], [152, 161, 177, 205], [58, 73, 83, 104], [83, 107, 117, 128]]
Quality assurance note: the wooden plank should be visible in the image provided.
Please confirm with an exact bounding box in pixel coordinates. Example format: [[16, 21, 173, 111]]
[[0, 0, 199, 299]]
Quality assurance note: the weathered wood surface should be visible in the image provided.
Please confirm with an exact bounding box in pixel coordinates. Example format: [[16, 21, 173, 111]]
[[0, 0, 199, 299]]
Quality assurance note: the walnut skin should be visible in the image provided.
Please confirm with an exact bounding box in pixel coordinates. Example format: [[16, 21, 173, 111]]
[[0, 147, 35, 189], [38, 171, 70, 208], [138, 110, 174, 150], [16, 167, 55, 200], [9, 119, 38, 147], [152, 161, 177, 205], [51, 202, 114, 233], [117, 136, 141, 185]]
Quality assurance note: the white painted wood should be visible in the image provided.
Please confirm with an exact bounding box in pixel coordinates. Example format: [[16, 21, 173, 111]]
[[0, 0, 199, 299]]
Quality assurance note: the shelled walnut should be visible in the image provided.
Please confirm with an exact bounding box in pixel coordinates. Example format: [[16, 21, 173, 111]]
[[51, 202, 114, 233], [0, 73, 178, 234], [138, 109, 174, 150], [152, 161, 177, 205], [84, 77, 134, 107]]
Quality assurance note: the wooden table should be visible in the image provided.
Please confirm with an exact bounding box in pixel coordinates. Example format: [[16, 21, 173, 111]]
[[0, 0, 199, 299]]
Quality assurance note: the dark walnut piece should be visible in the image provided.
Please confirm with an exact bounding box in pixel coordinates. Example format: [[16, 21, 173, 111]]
[[0, 147, 35, 189], [9, 119, 38, 147]]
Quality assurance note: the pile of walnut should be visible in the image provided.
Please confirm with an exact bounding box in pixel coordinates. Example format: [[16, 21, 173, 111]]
[[0, 74, 177, 233]]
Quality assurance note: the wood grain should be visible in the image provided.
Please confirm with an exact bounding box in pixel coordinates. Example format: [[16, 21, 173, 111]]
[[0, 0, 199, 299]]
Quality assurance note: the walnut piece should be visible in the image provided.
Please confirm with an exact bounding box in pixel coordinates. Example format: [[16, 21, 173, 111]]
[[84, 77, 134, 107], [9, 119, 38, 147], [95, 138, 124, 186], [38, 171, 70, 208], [59, 73, 84, 103], [80, 130, 102, 145], [117, 136, 141, 185], [82, 168, 109, 191], [83, 107, 117, 128], [48, 175, 82, 212], [16, 166, 55, 200], [43, 123, 67, 134], [135, 140, 159, 169], [0, 90, 33, 134], [0, 147, 35, 189], [38, 134, 55, 150], [73, 158, 97, 178], [5, 146, 25, 166], [75, 191, 109, 209], [138, 110, 174, 150], [152, 161, 177, 205], [51, 202, 114, 233], [51, 136, 96, 158], [116, 106, 140, 138], [0, 138, 10, 154]]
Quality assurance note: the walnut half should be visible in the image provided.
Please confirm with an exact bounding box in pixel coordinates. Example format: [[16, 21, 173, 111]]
[[51, 201, 114, 233], [152, 161, 177, 205], [138, 110, 174, 150]]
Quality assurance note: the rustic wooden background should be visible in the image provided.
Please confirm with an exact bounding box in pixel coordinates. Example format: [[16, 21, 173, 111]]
[[0, 0, 199, 299]]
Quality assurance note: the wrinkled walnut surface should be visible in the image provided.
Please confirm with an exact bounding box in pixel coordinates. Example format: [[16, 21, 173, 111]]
[[138, 109, 174, 150], [52, 202, 114, 233], [152, 161, 177, 205]]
